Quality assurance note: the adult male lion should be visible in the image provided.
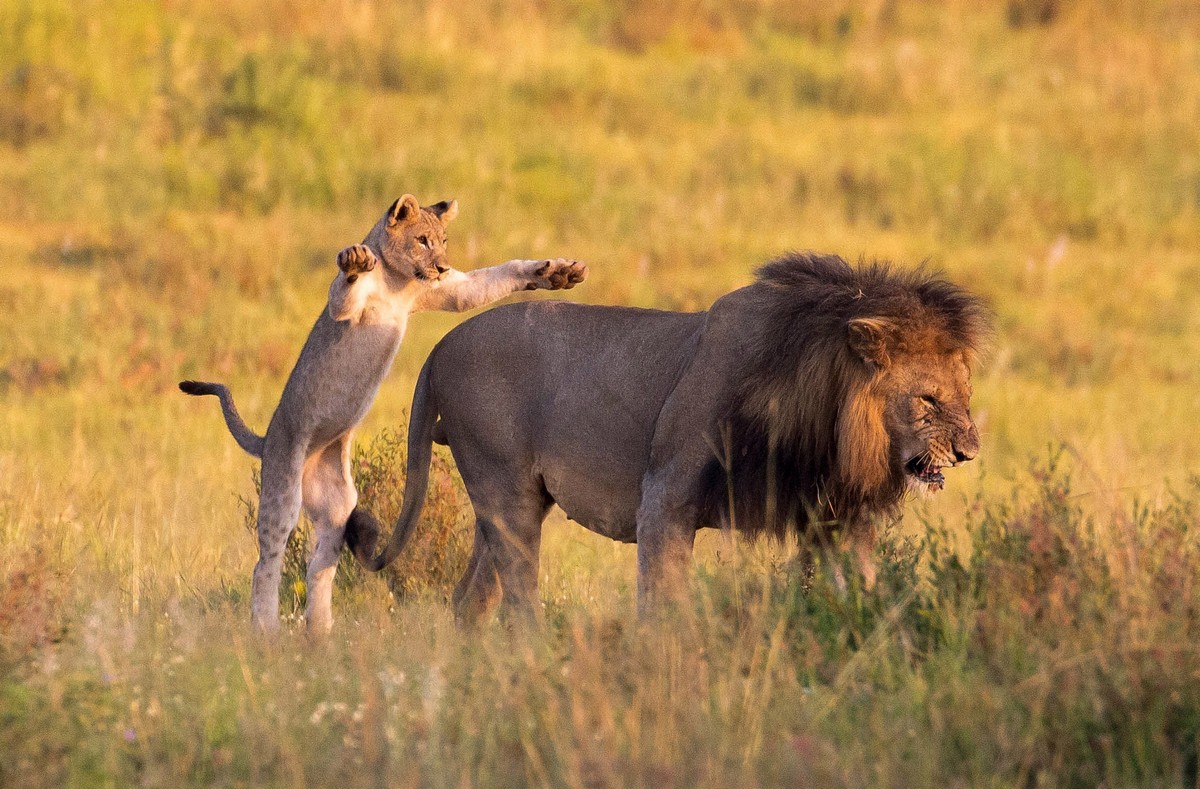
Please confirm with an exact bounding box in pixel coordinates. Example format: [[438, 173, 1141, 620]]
[[346, 253, 988, 622]]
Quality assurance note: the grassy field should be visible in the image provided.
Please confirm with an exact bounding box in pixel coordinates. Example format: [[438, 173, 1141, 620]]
[[3, 0, 1200, 784]]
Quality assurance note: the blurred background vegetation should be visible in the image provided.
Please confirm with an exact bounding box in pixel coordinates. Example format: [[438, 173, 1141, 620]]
[[3, 0, 1200, 785]]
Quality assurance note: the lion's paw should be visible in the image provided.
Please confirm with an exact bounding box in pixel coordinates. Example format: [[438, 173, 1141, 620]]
[[337, 244, 379, 282], [527, 258, 587, 291]]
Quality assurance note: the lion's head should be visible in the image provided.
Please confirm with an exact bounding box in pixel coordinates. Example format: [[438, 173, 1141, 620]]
[[363, 194, 459, 283], [700, 252, 989, 535], [843, 306, 982, 498]]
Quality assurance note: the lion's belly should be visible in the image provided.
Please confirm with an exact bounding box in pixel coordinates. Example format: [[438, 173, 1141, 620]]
[[531, 344, 691, 543], [540, 457, 644, 543]]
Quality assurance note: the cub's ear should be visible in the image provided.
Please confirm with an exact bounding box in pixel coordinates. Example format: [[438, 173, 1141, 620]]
[[847, 317, 895, 367], [386, 194, 422, 228], [426, 199, 458, 226]]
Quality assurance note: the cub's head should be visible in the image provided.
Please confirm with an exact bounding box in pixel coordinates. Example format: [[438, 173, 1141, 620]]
[[840, 288, 987, 499], [365, 194, 459, 283]]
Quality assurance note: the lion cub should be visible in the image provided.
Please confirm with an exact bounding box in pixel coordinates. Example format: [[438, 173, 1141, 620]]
[[180, 195, 586, 634]]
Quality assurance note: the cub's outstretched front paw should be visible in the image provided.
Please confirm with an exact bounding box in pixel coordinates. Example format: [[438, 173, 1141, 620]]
[[527, 258, 587, 291], [337, 244, 379, 283]]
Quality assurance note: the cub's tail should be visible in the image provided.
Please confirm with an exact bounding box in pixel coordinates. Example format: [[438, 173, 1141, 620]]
[[178, 380, 266, 458], [344, 353, 438, 573]]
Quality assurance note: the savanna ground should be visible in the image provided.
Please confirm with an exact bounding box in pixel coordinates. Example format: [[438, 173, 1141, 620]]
[[3, 0, 1200, 785]]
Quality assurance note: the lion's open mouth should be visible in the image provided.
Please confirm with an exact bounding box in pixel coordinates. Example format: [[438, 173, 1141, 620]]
[[905, 456, 945, 490]]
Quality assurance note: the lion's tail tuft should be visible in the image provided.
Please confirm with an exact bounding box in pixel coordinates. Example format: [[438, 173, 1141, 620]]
[[343, 508, 382, 565]]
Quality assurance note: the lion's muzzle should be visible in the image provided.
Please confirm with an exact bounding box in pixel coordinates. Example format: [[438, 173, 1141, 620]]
[[954, 421, 980, 464]]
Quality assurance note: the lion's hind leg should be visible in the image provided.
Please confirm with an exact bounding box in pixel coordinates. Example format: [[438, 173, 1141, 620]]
[[466, 492, 552, 627], [301, 434, 358, 636], [452, 528, 501, 630]]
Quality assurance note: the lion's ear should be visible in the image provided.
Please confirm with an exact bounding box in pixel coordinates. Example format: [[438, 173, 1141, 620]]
[[847, 317, 895, 367], [427, 199, 458, 226], [387, 194, 421, 228]]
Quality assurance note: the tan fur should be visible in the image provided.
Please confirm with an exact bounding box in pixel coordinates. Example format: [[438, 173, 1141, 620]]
[[181, 195, 586, 634], [836, 377, 890, 499]]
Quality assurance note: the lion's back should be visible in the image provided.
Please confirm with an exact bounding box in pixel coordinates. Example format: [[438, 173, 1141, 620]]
[[431, 300, 704, 395]]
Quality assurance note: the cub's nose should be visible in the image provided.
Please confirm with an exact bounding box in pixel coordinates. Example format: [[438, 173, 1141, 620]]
[[435, 262, 449, 274]]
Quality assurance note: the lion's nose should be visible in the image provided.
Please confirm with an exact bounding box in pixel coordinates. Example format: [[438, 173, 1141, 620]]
[[954, 423, 980, 464], [435, 262, 449, 274]]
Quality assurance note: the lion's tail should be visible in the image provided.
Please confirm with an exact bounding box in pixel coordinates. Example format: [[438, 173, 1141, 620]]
[[178, 380, 266, 459], [344, 353, 438, 573]]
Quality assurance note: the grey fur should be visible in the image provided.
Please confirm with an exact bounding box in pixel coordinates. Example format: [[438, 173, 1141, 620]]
[[180, 196, 586, 634], [348, 254, 984, 623], [177, 381, 265, 457]]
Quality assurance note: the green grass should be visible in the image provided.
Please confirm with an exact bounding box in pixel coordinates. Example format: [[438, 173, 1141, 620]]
[[3, 0, 1200, 785]]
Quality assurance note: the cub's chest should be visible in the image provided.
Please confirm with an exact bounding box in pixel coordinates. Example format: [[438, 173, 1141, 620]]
[[357, 289, 417, 330]]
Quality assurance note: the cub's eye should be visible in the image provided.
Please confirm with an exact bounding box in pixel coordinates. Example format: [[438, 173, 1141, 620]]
[[417, 236, 430, 248], [920, 395, 939, 408]]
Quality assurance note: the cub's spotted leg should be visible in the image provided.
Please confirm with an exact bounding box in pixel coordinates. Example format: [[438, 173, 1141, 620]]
[[251, 437, 307, 633], [301, 434, 357, 636]]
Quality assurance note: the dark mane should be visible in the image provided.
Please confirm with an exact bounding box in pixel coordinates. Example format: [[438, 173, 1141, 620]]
[[697, 251, 989, 538]]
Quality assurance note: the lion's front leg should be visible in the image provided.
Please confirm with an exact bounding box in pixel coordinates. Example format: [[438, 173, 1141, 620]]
[[635, 479, 699, 618], [635, 523, 697, 618], [844, 523, 878, 592]]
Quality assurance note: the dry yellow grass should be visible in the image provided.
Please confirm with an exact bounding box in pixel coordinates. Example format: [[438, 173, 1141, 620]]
[[3, 0, 1200, 784]]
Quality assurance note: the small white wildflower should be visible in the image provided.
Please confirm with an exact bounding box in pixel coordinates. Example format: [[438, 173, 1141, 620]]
[[422, 665, 444, 721]]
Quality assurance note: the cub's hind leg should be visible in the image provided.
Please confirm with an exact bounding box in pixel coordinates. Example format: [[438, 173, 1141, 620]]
[[301, 433, 357, 636], [252, 435, 307, 633]]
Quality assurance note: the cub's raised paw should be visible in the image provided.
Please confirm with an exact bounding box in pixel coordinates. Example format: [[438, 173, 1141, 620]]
[[528, 258, 588, 291], [337, 244, 379, 282]]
